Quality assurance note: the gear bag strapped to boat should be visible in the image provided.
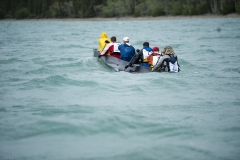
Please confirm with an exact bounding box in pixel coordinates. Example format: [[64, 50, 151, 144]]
[[160, 55, 180, 72], [168, 55, 179, 72]]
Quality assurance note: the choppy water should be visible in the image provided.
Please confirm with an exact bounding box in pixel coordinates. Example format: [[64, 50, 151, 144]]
[[0, 17, 240, 160]]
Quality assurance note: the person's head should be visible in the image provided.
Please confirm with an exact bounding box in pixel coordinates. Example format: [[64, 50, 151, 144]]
[[164, 46, 175, 54], [123, 37, 129, 43], [100, 32, 108, 38], [152, 46, 160, 55], [111, 36, 116, 42], [143, 42, 149, 47], [163, 46, 175, 55]]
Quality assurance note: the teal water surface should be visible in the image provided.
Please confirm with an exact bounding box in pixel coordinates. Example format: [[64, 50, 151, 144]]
[[0, 18, 240, 160]]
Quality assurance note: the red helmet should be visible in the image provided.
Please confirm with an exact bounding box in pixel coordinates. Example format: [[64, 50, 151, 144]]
[[153, 46, 160, 52]]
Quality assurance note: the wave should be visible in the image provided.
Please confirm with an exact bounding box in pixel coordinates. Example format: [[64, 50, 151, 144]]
[[19, 74, 99, 89], [25, 57, 110, 74], [222, 67, 240, 74], [0, 58, 24, 64]]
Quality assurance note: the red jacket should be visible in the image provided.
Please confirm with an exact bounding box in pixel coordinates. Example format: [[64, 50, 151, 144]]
[[100, 42, 121, 59]]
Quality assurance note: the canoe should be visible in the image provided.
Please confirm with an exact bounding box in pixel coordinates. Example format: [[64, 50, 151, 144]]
[[93, 49, 152, 73]]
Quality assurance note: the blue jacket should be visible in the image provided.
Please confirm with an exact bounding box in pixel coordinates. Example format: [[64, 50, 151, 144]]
[[118, 43, 135, 62], [143, 46, 152, 52]]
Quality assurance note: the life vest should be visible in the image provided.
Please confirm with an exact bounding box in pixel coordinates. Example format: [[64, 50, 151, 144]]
[[109, 42, 121, 58], [111, 42, 120, 54], [147, 54, 161, 68], [142, 48, 152, 62], [153, 55, 161, 66]]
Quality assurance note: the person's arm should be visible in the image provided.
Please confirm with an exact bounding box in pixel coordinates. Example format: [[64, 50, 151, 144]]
[[125, 49, 141, 69], [152, 55, 167, 71], [129, 53, 139, 66], [118, 44, 122, 51], [137, 49, 144, 62], [100, 43, 111, 56]]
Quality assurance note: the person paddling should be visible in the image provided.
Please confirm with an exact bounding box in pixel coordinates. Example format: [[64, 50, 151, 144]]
[[99, 36, 121, 59], [152, 46, 180, 72], [125, 42, 153, 69]]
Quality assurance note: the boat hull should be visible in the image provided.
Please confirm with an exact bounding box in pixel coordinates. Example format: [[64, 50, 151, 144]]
[[93, 49, 152, 73]]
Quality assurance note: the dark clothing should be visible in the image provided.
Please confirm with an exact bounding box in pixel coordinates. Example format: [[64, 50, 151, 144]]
[[153, 54, 180, 72], [128, 46, 152, 67]]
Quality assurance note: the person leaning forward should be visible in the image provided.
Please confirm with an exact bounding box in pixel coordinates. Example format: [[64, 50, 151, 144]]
[[125, 42, 153, 69], [152, 46, 180, 72], [118, 37, 136, 62]]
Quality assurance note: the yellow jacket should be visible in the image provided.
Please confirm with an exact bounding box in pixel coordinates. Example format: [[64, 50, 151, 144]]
[[98, 32, 110, 52]]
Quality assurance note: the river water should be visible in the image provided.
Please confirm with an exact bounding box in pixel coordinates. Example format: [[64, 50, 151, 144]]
[[0, 17, 240, 160]]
